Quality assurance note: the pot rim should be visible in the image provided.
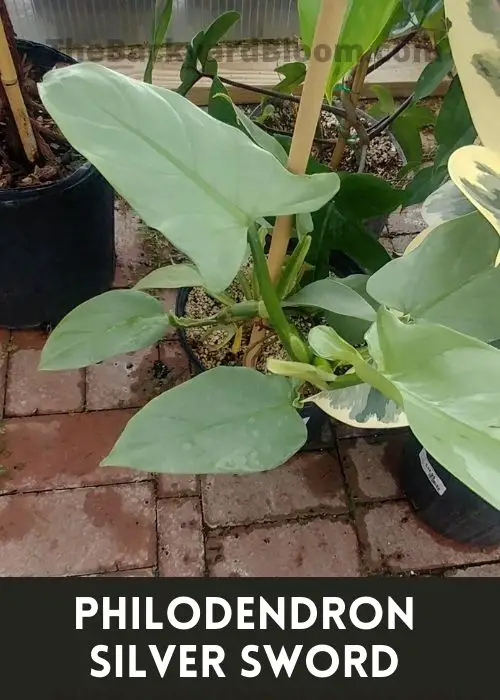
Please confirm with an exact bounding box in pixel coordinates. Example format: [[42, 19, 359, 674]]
[[0, 39, 94, 199]]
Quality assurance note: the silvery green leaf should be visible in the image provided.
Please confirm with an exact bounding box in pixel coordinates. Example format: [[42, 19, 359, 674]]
[[40, 63, 340, 292], [234, 105, 288, 164], [324, 274, 378, 345], [102, 367, 307, 474], [285, 278, 377, 321], [40, 290, 171, 370], [369, 307, 500, 509], [367, 211, 500, 341], [134, 263, 204, 290]]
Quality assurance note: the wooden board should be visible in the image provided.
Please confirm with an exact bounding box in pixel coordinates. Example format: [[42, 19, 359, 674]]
[[68, 41, 447, 105]]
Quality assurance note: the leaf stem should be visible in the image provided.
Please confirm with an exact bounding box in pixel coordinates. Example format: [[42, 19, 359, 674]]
[[367, 32, 418, 75], [247, 225, 308, 363], [236, 269, 253, 300]]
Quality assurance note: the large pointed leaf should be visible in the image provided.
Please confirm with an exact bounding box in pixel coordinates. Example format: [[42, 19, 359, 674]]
[[444, 0, 500, 152], [40, 63, 340, 292], [367, 212, 500, 341], [369, 308, 500, 509], [284, 277, 377, 321], [39, 290, 171, 370], [449, 145, 500, 238], [309, 384, 408, 430], [101, 367, 307, 474]]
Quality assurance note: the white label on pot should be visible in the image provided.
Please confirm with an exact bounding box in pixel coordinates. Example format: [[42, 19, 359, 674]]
[[419, 448, 447, 496]]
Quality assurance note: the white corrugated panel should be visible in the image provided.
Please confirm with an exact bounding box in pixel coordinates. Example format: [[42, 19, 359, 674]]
[[7, 0, 299, 44]]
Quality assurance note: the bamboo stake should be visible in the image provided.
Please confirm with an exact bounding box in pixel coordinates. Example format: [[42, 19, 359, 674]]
[[0, 10, 38, 162], [330, 52, 371, 170], [246, 0, 349, 367]]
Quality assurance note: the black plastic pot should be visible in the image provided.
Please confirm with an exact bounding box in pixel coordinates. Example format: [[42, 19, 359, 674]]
[[401, 432, 500, 547], [0, 40, 115, 329], [175, 288, 335, 452]]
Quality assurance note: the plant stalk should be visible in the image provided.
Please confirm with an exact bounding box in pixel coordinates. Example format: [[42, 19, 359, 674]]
[[367, 31, 417, 75], [246, 0, 349, 367], [247, 226, 308, 363], [0, 2, 38, 162], [330, 53, 371, 169]]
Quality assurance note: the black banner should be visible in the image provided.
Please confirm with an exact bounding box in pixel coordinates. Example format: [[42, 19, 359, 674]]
[[0, 578, 496, 698]]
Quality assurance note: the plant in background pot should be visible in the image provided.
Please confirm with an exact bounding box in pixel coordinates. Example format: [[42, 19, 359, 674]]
[[0, 0, 115, 329], [151, 0, 475, 279], [143, 1, 406, 278]]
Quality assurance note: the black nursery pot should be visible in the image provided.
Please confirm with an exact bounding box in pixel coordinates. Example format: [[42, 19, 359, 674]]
[[175, 288, 335, 452], [0, 40, 115, 329], [401, 432, 500, 547]]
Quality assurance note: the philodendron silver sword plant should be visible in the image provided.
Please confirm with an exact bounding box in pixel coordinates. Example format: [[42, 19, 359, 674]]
[[38, 0, 500, 510]]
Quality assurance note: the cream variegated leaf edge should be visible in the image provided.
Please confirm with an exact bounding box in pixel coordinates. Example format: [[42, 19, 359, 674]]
[[415, 2, 500, 261], [448, 145, 500, 241], [308, 384, 408, 430]]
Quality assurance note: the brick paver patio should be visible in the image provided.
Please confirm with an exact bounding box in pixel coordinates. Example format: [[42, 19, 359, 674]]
[[1, 204, 500, 578]]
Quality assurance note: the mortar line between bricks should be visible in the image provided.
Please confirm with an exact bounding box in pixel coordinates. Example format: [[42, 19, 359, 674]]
[[69, 565, 158, 578], [332, 442, 370, 577], [81, 366, 88, 411], [197, 478, 210, 578], [354, 495, 408, 507], [3, 405, 149, 421], [387, 558, 500, 577], [205, 510, 353, 539], [153, 476, 160, 578], [2, 332, 13, 419], [0, 477, 156, 498]]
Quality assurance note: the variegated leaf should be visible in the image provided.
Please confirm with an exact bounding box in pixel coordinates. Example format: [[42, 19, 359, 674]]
[[444, 0, 500, 151], [422, 179, 475, 226], [449, 145, 500, 237], [308, 385, 408, 430]]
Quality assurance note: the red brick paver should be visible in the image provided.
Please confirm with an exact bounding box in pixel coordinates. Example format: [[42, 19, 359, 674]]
[[6, 349, 83, 418], [0, 410, 146, 495], [0, 482, 156, 576], [157, 498, 204, 577], [157, 474, 199, 498], [202, 452, 347, 528], [207, 519, 361, 577], [1, 202, 500, 578], [86, 348, 160, 410], [360, 501, 500, 573]]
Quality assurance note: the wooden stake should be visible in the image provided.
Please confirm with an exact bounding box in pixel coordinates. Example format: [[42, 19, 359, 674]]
[[246, 0, 349, 367], [0, 9, 38, 162]]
